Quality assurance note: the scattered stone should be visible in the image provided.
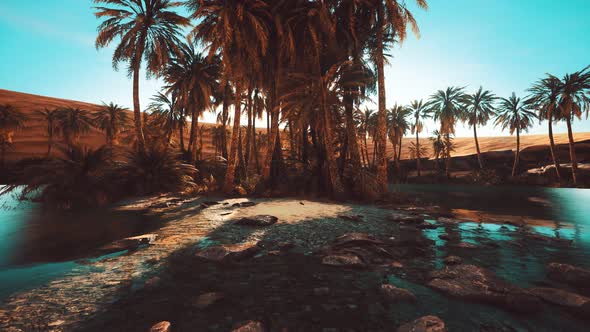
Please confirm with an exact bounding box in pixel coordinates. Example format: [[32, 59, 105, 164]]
[[331, 233, 384, 247], [195, 243, 260, 262], [443, 256, 463, 265], [150, 321, 171, 332], [48, 320, 65, 327], [232, 201, 258, 208], [313, 287, 330, 296], [322, 254, 364, 268], [397, 315, 447, 332], [428, 264, 542, 313], [98, 234, 158, 253], [547, 263, 590, 287], [234, 215, 278, 226], [529, 287, 590, 308], [232, 320, 265, 332], [388, 212, 425, 224], [380, 284, 417, 303], [194, 292, 224, 309], [339, 214, 364, 223], [300, 202, 305, 205]]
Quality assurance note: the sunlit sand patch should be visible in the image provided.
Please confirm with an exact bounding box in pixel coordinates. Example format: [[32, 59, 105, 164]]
[[236, 199, 352, 224], [452, 208, 571, 229]]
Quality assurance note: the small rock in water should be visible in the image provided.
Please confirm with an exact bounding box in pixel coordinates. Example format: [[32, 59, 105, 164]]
[[388, 212, 425, 224], [234, 215, 278, 226], [150, 321, 171, 332], [194, 292, 224, 309], [529, 287, 590, 308], [232, 320, 265, 332], [443, 256, 463, 265], [380, 284, 417, 303], [397, 315, 447, 332], [322, 254, 364, 268]]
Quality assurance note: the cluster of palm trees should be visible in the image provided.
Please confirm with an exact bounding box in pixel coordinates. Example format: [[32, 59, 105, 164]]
[[373, 65, 590, 184], [93, 0, 429, 197]]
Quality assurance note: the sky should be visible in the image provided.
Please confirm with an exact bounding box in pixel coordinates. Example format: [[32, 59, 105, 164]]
[[0, 0, 589, 138]]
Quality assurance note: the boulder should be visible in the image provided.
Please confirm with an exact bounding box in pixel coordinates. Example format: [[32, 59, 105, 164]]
[[547, 263, 590, 287], [194, 292, 224, 309], [322, 254, 364, 268], [234, 215, 278, 226], [529, 287, 590, 308], [443, 256, 463, 265], [428, 264, 542, 313], [150, 321, 171, 332], [232, 320, 265, 332], [195, 243, 260, 262], [388, 212, 425, 224], [397, 315, 447, 332], [380, 284, 417, 303]]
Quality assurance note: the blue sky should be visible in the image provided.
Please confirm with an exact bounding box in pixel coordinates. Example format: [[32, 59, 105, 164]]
[[0, 0, 589, 137]]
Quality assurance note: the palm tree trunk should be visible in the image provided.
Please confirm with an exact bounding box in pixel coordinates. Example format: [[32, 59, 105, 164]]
[[512, 128, 520, 177], [474, 125, 483, 169], [566, 116, 578, 185], [191, 113, 199, 162], [363, 130, 370, 168], [321, 85, 345, 198], [375, 3, 389, 193], [178, 117, 185, 153], [245, 88, 252, 169], [132, 58, 145, 151], [416, 130, 421, 176], [223, 82, 243, 193], [221, 84, 230, 159], [547, 112, 562, 182], [445, 133, 451, 178], [262, 75, 280, 180], [252, 119, 260, 174], [344, 93, 362, 171]]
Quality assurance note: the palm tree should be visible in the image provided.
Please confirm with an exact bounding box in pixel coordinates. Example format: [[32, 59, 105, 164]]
[[55, 107, 93, 147], [429, 86, 467, 177], [35, 108, 59, 157], [358, 107, 375, 168], [553, 66, 590, 185], [407, 99, 430, 176], [387, 104, 411, 166], [148, 92, 184, 146], [368, 0, 428, 193], [463, 87, 496, 169], [188, 0, 270, 193], [0, 104, 26, 168], [527, 76, 564, 181], [495, 93, 537, 177], [94, 0, 190, 150], [93, 102, 129, 148], [429, 129, 444, 172]]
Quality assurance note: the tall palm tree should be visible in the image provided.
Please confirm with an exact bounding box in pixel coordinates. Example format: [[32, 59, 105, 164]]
[[552, 66, 590, 185], [495, 93, 537, 177], [527, 76, 564, 181], [387, 104, 411, 166], [94, 0, 190, 150], [407, 99, 430, 176], [188, 0, 270, 193], [148, 92, 184, 146], [463, 87, 496, 169], [358, 107, 375, 168], [0, 104, 26, 168], [55, 107, 93, 147], [429, 129, 444, 172], [428, 86, 467, 177], [36, 108, 59, 157], [368, 0, 428, 193], [93, 102, 129, 148]]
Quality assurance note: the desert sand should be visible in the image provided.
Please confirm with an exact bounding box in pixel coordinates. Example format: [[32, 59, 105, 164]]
[[2, 89, 589, 162]]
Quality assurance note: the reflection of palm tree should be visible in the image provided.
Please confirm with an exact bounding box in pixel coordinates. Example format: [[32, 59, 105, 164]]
[[93, 102, 129, 148], [494, 93, 537, 177], [0, 104, 26, 168], [55, 108, 93, 147], [94, 0, 190, 149], [35, 108, 59, 157]]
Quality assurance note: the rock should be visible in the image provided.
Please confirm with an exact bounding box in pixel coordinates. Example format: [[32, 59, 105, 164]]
[[331, 233, 384, 247], [232, 201, 257, 208], [529, 287, 590, 308], [313, 287, 330, 296], [339, 214, 364, 222], [390, 261, 404, 268], [232, 320, 265, 332], [195, 243, 260, 262], [322, 254, 364, 268], [397, 315, 447, 332], [443, 256, 462, 265], [99, 234, 158, 253], [388, 212, 425, 224], [150, 321, 171, 332], [547, 263, 590, 287], [194, 292, 224, 309], [234, 215, 278, 226], [380, 284, 417, 303], [428, 264, 542, 313]]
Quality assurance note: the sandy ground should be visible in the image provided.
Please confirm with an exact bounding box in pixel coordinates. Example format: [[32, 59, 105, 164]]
[[2, 89, 590, 162]]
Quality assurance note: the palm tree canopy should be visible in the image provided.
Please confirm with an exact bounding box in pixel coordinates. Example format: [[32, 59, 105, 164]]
[[527, 75, 562, 121], [463, 87, 496, 127], [94, 102, 129, 139], [427, 86, 467, 135], [387, 104, 411, 139], [0, 104, 27, 132], [553, 65, 590, 121], [494, 93, 537, 135], [407, 99, 430, 134], [94, 0, 190, 77], [55, 107, 94, 139], [148, 92, 184, 132]]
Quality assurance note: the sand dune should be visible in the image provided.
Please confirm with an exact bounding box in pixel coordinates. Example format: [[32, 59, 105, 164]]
[[2, 89, 589, 162]]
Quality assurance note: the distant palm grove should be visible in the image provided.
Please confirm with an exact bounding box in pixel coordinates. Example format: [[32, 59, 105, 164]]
[[1, 0, 590, 207]]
